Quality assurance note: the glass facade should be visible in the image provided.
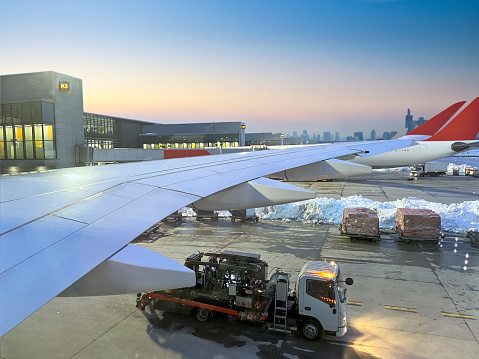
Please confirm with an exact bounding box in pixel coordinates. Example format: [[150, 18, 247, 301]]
[[83, 113, 120, 149], [141, 133, 240, 149], [0, 102, 56, 160]]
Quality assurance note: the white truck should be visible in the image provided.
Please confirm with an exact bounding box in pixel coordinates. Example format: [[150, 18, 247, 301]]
[[137, 250, 353, 341], [410, 161, 448, 177]]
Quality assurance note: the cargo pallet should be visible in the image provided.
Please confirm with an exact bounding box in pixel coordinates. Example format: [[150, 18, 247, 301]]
[[339, 226, 380, 241], [395, 227, 444, 242]]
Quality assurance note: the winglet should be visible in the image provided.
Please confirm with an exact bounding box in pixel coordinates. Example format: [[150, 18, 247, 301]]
[[408, 101, 466, 136], [425, 98, 479, 141]]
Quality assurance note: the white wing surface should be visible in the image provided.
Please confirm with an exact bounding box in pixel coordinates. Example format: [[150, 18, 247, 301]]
[[0, 139, 414, 336]]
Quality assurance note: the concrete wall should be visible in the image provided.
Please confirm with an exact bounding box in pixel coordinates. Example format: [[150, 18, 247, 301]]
[[0, 71, 84, 170], [50, 72, 84, 168], [81, 148, 165, 163]]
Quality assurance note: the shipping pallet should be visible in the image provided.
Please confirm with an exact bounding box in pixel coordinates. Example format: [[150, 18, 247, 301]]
[[339, 226, 380, 241], [396, 228, 443, 243]]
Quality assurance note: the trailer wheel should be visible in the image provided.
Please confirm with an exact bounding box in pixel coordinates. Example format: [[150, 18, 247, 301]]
[[300, 319, 322, 341], [195, 308, 210, 322]]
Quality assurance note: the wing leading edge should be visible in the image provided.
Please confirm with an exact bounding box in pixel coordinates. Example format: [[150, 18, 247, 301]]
[[0, 138, 415, 337]]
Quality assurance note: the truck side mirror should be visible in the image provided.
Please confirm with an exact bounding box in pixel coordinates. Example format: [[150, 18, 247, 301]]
[[345, 278, 354, 285]]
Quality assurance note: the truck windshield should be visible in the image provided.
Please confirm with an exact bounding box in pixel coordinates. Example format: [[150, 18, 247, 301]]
[[306, 279, 335, 306]]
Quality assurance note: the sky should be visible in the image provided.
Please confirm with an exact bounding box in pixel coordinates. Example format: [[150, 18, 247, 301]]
[[1, 0, 478, 137]]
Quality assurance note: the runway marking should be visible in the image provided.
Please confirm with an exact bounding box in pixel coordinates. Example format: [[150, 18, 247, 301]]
[[348, 301, 362, 306], [442, 312, 476, 320], [384, 305, 417, 313]]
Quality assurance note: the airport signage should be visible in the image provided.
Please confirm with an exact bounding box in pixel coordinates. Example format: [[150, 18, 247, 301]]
[[59, 81, 70, 92]]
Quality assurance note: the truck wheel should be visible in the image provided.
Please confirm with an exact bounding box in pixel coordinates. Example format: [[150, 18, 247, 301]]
[[195, 308, 210, 322], [300, 319, 322, 341]]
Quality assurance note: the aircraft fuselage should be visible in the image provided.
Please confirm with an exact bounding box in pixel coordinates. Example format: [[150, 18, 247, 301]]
[[351, 141, 473, 168]]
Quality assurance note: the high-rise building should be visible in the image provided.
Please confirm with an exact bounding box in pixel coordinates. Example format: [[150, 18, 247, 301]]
[[382, 131, 391, 140], [301, 130, 309, 142], [405, 109, 414, 132], [353, 131, 363, 141], [293, 131, 298, 138], [323, 132, 331, 142], [370, 129, 376, 141], [418, 116, 426, 126], [335, 132, 339, 141]]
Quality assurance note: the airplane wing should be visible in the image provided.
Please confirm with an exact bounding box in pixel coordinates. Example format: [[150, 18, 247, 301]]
[[0, 138, 414, 337]]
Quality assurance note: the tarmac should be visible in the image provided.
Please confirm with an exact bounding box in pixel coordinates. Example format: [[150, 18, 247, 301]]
[[1, 172, 478, 359]]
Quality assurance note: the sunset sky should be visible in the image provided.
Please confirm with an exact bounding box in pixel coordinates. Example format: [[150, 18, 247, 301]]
[[1, 0, 478, 137]]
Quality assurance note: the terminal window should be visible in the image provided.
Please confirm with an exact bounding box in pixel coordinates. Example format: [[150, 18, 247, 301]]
[[83, 113, 119, 148], [0, 102, 56, 160]]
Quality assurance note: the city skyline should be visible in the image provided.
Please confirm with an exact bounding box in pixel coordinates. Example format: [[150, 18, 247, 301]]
[[1, 1, 478, 135]]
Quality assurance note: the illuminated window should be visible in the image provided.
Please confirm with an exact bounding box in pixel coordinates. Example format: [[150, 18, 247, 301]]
[[0, 102, 56, 160]]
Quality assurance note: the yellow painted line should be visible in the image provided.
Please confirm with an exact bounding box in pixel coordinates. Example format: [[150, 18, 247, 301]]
[[384, 305, 417, 313], [442, 312, 476, 320], [348, 301, 362, 306]]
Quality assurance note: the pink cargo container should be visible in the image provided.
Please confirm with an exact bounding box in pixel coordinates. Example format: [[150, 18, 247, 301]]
[[341, 208, 379, 239], [396, 208, 442, 240]]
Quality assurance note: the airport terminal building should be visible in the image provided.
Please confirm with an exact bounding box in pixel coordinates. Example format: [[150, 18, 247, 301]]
[[0, 71, 245, 173]]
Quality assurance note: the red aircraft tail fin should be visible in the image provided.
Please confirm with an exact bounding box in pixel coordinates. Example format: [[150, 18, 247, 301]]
[[408, 101, 466, 136], [425, 97, 479, 141]]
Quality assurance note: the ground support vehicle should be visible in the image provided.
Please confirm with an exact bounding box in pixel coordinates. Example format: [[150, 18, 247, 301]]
[[162, 211, 183, 222], [465, 167, 479, 177], [410, 162, 448, 177], [137, 250, 353, 341], [467, 231, 479, 243], [230, 209, 259, 223], [195, 209, 219, 221]]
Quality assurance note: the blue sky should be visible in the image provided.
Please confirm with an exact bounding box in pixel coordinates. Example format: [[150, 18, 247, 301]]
[[1, 0, 478, 137]]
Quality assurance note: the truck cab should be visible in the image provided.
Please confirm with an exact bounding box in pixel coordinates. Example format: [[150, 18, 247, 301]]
[[296, 261, 350, 340]]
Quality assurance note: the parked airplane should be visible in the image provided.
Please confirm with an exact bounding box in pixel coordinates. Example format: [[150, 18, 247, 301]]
[[269, 98, 479, 181], [351, 97, 479, 168], [0, 136, 416, 337]]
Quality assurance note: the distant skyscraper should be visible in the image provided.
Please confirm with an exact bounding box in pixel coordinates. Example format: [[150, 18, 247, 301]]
[[301, 130, 309, 141], [335, 132, 339, 141], [418, 116, 426, 126], [370, 129, 376, 141], [405, 109, 414, 132], [353, 131, 363, 141], [293, 131, 298, 138], [323, 132, 331, 142], [382, 131, 390, 140], [390, 131, 398, 139], [317, 133, 320, 141]]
